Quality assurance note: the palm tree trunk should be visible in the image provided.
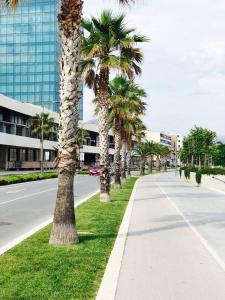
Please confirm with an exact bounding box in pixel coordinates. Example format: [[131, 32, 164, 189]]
[[191, 155, 194, 167], [126, 149, 131, 178], [98, 67, 110, 202], [147, 155, 153, 174], [140, 158, 145, 176], [164, 159, 167, 171], [40, 138, 44, 173], [121, 139, 127, 182], [198, 155, 201, 170], [49, 0, 82, 245], [156, 156, 160, 171], [114, 128, 121, 189]]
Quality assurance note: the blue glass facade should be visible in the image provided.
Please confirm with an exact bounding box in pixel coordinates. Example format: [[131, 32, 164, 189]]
[[0, 0, 83, 118]]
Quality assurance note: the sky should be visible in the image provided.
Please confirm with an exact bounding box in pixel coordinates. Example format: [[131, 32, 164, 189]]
[[83, 0, 225, 139]]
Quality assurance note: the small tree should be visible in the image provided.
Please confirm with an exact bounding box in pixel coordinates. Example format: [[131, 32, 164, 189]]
[[75, 128, 89, 169], [29, 112, 55, 173]]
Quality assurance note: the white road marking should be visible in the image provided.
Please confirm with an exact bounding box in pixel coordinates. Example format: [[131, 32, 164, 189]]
[[6, 189, 25, 194], [157, 183, 225, 274], [0, 189, 99, 256], [0, 188, 57, 206]]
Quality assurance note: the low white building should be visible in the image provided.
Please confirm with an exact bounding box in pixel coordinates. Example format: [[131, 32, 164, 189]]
[[0, 94, 115, 170]]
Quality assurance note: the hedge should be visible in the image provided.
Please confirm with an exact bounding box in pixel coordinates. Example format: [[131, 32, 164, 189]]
[[0, 172, 58, 186], [180, 167, 225, 184]]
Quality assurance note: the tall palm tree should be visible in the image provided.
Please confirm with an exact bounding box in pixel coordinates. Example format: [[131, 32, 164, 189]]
[[108, 76, 146, 187], [133, 142, 150, 176], [29, 113, 55, 173], [49, 0, 83, 245], [2, 0, 140, 245], [81, 10, 147, 202]]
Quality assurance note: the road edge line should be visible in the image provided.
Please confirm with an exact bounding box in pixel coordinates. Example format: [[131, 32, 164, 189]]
[[0, 189, 99, 256], [96, 177, 140, 300]]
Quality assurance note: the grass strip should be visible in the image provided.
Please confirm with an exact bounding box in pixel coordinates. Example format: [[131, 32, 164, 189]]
[[0, 177, 137, 300]]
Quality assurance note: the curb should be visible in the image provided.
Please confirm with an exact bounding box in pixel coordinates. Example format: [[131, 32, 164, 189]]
[[0, 189, 99, 256], [96, 178, 140, 300]]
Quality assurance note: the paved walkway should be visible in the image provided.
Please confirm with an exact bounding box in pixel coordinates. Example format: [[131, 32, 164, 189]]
[[115, 172, 225, 300]]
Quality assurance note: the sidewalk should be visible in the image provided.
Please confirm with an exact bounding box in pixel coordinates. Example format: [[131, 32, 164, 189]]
[[107, 173, 225, 299]]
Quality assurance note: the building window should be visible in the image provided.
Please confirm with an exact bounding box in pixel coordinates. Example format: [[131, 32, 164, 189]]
[[9, 148, 16, 161]]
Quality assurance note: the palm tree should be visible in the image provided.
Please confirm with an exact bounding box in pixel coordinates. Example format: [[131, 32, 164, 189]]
[[154, 143, 162, 172], [49, 0, 83, 245], [146, 141, 156, 174], [75, 128, 89, 169], [81, 10, 147, 202], [2, 0, 140, 244], [126, 118, 146, 177], [108, 76, 146, 187], [0, 0, 19, 8], [133, 142, 150, 176], [160, 145, 171, 171], [29, 113, 55, 173]]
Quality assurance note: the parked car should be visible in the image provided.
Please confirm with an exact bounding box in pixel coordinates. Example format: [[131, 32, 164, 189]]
[[89, 166, 101, 176]]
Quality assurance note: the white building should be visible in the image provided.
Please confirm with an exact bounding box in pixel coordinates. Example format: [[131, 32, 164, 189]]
[[0, 94, 114, 170], [145, 130, 172, 149]]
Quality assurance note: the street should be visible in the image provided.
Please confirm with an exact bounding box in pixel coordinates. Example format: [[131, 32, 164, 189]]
[[0, 175, 99, 249]]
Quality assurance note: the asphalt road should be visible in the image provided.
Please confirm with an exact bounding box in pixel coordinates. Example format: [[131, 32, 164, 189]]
[[0, 175, 99, 249], [116, 172, 225, 300]]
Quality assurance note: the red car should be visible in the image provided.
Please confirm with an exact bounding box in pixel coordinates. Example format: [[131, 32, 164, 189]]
[[89, 166, 101, 176]]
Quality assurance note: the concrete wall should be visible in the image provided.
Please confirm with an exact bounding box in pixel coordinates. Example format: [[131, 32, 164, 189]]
[[180, 170, 225, 192], [201, 175, 225, 193]]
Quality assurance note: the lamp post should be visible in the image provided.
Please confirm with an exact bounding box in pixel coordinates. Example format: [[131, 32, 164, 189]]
[[40, 107, 44, 174]]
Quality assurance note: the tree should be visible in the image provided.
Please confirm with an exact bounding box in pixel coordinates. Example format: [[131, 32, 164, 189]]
[[159, 145, 170, 171], [126, 118, 146, 177], [49, 0, 83, 245], [180, 126, 217, 169], [75, 128, 89, 169], [3, 0, 140, 245], [133, 142, 150, 175], [81, 10, 147, 201], [108, 76, 146, 187], [213, 142, 225, 167], [146, 141, 156, 174], [29, 113, 55, 173]]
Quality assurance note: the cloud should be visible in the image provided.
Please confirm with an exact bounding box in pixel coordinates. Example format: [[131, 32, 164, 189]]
[[198, 74, 225, 94], [82, 0, 225, 137]]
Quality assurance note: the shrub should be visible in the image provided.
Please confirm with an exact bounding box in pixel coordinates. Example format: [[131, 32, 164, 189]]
[[195, 170, 202, 185], [184, 168, 190, 179], [0, 172, 58, 186]]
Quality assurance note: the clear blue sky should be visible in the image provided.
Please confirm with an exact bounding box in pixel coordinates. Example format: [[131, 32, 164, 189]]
[[83, 0, 225, 139]]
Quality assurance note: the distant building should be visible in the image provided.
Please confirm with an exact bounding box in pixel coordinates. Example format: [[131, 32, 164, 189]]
[[145, 131, 172, 149], [0, 0, 83, 118], [169, 133, 183, 166], [0, 94, 113, 171]]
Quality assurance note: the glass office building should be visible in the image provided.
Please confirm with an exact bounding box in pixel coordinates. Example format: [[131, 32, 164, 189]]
[[0, 0, 83, 118]]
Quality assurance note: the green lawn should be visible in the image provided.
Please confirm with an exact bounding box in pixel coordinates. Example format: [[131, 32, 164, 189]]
[[0, 177, 137, 300]]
